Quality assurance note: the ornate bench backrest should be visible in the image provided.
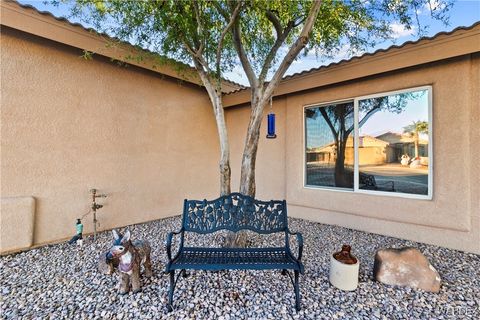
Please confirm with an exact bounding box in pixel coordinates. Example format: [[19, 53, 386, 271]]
[[182, 193, 287, 234], [359, 172, 377, 188]]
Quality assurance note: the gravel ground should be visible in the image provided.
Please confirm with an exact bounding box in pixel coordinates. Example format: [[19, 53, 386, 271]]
[[1, 217, 479, 319]]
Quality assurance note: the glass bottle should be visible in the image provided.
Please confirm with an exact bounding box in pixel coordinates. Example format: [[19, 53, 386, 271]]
[[333, 245, 357, 264]]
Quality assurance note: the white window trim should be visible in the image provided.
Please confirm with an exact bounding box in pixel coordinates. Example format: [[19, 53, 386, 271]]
[[303, 85, 433, 200]]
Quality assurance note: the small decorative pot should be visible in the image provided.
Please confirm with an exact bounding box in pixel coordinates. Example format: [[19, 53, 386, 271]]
[[329, 254, 359, 291]]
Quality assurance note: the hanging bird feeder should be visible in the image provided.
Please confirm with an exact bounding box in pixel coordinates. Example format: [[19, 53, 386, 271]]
[[266, 96, 277, 139]]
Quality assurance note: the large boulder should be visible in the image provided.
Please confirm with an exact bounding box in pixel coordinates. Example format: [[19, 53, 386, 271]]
[[373, 247, 441, 293]]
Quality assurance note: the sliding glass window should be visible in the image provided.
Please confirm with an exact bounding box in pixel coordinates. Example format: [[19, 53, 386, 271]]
[[305, 86, 432, 199]]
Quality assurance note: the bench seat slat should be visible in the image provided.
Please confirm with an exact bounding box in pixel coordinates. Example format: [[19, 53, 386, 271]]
[[168, 247, 301, 272]]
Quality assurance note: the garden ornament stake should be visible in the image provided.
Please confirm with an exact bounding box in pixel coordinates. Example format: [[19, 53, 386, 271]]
[[90, 188, 107, 241], [107, 229, 153, 294], [266, 95, 277, 139]]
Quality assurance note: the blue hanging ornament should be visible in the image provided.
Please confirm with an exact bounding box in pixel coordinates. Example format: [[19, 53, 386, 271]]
[[266, 96, 277, 139]]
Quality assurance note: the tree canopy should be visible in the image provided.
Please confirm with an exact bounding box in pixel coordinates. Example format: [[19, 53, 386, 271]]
[[404, 120, 429, 135], [62, 0, 452, 87]]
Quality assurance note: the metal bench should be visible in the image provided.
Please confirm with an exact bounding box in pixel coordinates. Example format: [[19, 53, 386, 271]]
[[165, 193, 304, 311]]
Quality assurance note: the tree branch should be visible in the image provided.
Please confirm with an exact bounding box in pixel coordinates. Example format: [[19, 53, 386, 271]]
[[263, 0, 322, 100], [345, 101, 382, 136], [354, 105, 381, 134], [259, 19, 296, 83], [216, 2, 243, 77], [180, 36, 212, 79], [192, 1, 205, 54], [212, 1, 228, 20], [265, 10, 282, 37], [192, 57, 231, 196], [232, 18, 258, 87], [193, 59, 217, 104], [318, 108, 339, 141], [180, 38, 199, 58]]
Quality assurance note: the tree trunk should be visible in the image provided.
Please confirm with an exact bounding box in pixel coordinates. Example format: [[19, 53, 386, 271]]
[[192, 61, 232, 196], [224, 93, 266, 248], [212, 95, 232, 196], [414, 131, 419, 159], [204, 88, 237, 247], [224, 1, 322, 248], [334, 139, 349, 188], [239, 93, 266, 197], [192, 65, 233, 249]]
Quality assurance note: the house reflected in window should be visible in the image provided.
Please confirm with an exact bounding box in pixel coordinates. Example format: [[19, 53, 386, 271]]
[[305, 87, 431, 197]]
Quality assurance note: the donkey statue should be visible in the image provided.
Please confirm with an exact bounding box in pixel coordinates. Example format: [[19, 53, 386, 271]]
[[102, 229, 153, 294]]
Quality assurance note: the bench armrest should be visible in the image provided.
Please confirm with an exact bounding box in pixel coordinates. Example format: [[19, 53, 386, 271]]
[[287, 229, 304, 261], [166, 229, 184, 262]]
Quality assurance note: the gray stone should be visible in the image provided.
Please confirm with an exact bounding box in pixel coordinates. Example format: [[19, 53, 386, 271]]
[[373, 247, 441, 292], [1, 217, 478, 319]]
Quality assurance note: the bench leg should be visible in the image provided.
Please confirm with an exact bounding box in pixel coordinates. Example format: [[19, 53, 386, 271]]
[[167, 271, 175, 312], [294, 271, 301, 311]]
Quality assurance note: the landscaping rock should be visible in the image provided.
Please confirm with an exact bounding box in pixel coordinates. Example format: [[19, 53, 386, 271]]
[[1, 218, 478, 319], [373, 247, 441, 292]]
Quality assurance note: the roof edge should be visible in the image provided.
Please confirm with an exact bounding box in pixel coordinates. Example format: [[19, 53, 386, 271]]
[[224, 21, 480, 106], [1, 0, 245, 93], [282, 21, 480, 83]]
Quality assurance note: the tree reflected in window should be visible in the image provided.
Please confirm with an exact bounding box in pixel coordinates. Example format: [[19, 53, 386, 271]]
[[305, 101, 354, 189], [305, 88, 430, 197]]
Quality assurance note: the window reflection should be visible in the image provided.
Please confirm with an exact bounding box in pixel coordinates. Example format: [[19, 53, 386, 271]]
[[358, 90, 429, 195], [305, 101, 354, 189]]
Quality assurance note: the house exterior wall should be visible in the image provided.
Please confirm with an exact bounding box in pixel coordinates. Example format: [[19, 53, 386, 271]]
[[1, 20, 478, 255], [225, 98, 287, 200], [222, 55, 479, 254], [1, 28, 220, 250], [282, 54, 479, 254]]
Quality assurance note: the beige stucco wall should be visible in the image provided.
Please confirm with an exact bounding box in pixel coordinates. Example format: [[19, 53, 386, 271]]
[[224, 55, 479, 254], [1, 28, 220, 248], [0, 196, 35, 252], [1, 24, 478, 255], [282, 54, 480, 254]]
